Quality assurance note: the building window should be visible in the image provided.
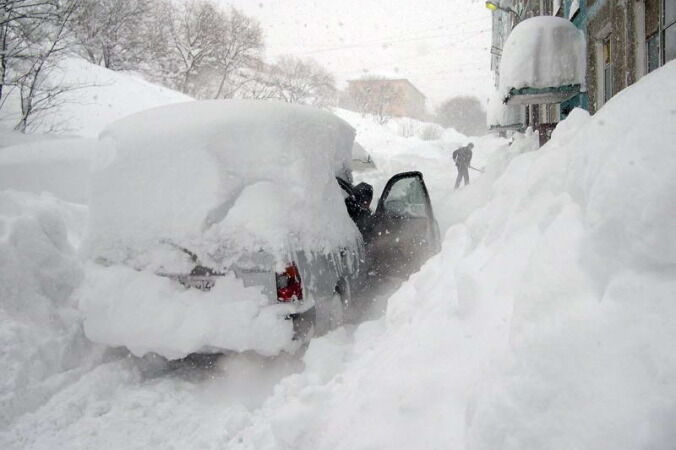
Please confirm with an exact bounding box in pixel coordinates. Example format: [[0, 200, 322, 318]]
[[649, 0, 676, 71], [666, 0, 676, 27], [665, 0, 676, 63], [647, 32, 661, 72], [541, 0, 553, 15], [603, 37, 613, 102]]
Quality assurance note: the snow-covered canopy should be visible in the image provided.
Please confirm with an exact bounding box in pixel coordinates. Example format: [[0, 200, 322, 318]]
[[499, 16, 586, 102], [487, 91, 522, 129], [86, 100, 359, 269]]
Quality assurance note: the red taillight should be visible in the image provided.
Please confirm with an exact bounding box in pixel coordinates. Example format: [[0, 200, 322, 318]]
[[276, 263, 303, 302]]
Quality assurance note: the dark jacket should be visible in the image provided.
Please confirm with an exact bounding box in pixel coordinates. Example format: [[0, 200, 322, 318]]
[[452, 146, 473, 168]]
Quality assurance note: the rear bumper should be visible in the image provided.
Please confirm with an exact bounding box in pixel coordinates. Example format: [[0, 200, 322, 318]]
[[79, 263, 306, 359]]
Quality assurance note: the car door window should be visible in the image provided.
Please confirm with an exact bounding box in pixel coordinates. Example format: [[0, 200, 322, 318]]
[[382, 176, 428, 219], [367, 171, 439, 279]]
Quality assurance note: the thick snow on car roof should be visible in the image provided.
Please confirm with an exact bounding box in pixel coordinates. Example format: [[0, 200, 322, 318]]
[[86, 100, 359, 269]]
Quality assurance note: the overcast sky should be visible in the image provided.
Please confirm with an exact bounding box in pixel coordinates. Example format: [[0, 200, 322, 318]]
[[218, 0, 492, 110]]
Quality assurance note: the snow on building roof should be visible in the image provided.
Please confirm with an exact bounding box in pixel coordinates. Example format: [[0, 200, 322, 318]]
[[499, 16, 586, 102], [86, 100, 359, 268], [347, 76, 427, 98]]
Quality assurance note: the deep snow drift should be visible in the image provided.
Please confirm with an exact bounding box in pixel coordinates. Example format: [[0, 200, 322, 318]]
[[0, 57, 191, 203], [2, 58, 676, 450], [0, 57, 192, 136], [225, 61, 676, 449], [87, 100, 358, 268], [0, 138, 96, 204], [80, 100, 360, 359], [0, 191, 99, 429]]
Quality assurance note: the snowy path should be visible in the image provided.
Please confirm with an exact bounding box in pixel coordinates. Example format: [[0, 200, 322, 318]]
[[1, 119, 507, 450], [3, 352, 304, 449], [4, 61, 676, 450]]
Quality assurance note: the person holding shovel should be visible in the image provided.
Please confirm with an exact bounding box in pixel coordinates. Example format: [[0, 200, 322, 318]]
[[452, 142, 474, 189]]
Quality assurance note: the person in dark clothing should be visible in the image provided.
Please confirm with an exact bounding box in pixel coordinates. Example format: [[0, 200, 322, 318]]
[[343, 181, 374, 234], [351, 182, 374, 233], [452, 142, 473, 189]]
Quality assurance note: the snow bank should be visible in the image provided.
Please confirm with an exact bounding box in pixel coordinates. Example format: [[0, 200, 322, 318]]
[[0, 191, 98, 428], [0, 131, 57, 149], [78, 264, 298, 359], [229, 62, 676, 449], [465, 62, 676, 445], [86, 100, 358, 270], [499, 16, 586, 98], [78, 100, 358, 359], [0, 137, 96, 204], [0, 57, 192, 136]]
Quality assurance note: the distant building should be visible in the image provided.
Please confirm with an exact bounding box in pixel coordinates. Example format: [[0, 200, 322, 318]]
[[341, 78, 427, 120]]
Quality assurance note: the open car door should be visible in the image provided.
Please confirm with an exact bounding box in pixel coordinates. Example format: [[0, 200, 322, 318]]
[[366, 171, 441, 279]]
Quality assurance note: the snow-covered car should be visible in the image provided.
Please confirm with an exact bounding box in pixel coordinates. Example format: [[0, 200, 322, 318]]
[[79, 100, 439, 359]]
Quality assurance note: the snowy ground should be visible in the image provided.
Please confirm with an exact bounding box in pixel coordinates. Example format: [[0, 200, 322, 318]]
[[2, 59, 676, 449], [0, 57, 192, 136]]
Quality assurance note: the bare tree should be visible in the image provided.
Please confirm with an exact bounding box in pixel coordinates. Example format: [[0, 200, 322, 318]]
[[167, 0, 223, 96], [436, 96, 488, 137], [65, 0, 264, 101], [135, 0, 175, 85], [212, 8, 262, 99], [224, 61, 280, 101], [69, 0, 148, 70], [143, 1, 263, 99], [347, 76, 402, 124], [0, 0, 59, 104], [0, 0, 82, 132], [267, 56, 337, 107]]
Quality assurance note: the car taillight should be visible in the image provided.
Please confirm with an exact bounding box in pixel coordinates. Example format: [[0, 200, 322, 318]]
[[276, 263, 303, 302]]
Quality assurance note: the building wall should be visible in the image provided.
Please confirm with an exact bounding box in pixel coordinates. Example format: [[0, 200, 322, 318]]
[[396, 80, 427, 119], [490, 3, 517, 88], [344, 79, 426, 120], [585, 0, 640, 113], [585, 0, 675, 113], [489, 0, 672, 141]]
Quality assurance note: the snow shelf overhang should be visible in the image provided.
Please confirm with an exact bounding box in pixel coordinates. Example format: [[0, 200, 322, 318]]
[[499, 16, 586, 106], [487, 90, 524, 131]]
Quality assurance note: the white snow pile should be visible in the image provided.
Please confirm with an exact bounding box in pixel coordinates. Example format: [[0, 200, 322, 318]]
[[499, 16, 586, 98], [0, 191, 98, 429], [0, 137, 97, 204], [78, 263, 299, 359], [86, 99, 358, 269], [0, 57, 192, 136], [228, 62, 676, 449], [78, 100, 359, 359], [0, 57, 191, 203]]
